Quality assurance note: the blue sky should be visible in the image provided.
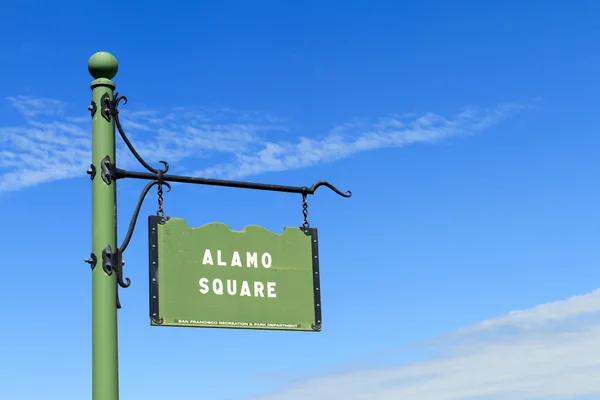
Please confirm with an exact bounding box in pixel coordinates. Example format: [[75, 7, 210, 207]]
[[2, 0, 600, 399]]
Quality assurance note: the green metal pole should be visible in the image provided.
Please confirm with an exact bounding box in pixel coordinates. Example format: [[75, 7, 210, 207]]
[[89, 52, 120, 400]]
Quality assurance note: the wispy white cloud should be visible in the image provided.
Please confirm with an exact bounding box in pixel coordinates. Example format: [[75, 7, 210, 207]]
[[198, 103, 529, 179], [6, 95, 66, 118], [0, 96, 527, 192], [249, 289, 600, 400]]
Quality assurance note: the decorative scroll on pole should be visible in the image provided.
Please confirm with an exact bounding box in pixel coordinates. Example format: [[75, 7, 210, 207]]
[[85, 51, 352, 400]]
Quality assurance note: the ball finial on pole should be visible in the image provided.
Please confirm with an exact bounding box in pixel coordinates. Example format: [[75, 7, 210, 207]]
[[88, 52, 118, 80]]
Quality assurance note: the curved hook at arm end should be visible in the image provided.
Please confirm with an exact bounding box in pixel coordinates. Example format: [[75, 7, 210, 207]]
[[309, 181, 352, 198], [159, 160, 169, 174]]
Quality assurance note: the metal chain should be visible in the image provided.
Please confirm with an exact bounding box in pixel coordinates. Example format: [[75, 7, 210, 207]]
[[157, 184, 164, 216], [302, 194, 309, 228]]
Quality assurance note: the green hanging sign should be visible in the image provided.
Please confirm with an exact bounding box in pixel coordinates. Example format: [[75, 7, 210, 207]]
[[148, 216, 322, 331]]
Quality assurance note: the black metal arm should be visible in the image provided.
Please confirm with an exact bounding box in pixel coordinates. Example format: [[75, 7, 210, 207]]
[[115, 168, 352, 197]]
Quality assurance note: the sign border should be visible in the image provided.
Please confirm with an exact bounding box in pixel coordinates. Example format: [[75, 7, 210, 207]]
[[147, 215, 323, 331]]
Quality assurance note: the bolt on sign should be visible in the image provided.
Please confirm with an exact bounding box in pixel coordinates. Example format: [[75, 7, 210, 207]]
[[148, 216, 322, 331]]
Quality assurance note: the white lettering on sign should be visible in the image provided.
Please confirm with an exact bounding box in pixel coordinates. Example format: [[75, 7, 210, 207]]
[[240, 281, 251, 297], [217, 250, 227, 266], [231, 251, 242, 267], [254, 281, 264, 297], [201, 249, 272, 268], [227, 280, 237, 295], [261, 253, 272, 268], [212, 279, 224, 295], [246, 252, 257, 268], [199, 278, 277, 298]]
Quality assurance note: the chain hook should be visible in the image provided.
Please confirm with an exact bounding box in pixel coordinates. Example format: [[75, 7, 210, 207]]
[[157, 169, 165, 216], [302, 193, 309, 229], [157, 184, 164, 216]]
